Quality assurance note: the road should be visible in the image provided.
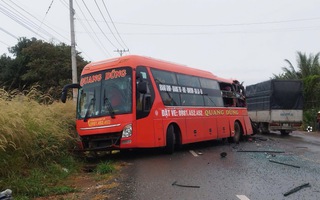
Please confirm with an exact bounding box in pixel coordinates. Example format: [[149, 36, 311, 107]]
[[112, 131, 320, 200]]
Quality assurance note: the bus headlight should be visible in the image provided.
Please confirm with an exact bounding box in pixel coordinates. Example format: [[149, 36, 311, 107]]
[[122, 124, 132, 138]]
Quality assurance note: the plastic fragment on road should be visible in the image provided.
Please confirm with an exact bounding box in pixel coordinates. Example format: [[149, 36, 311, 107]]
[[269, 159, 300, 168], [172, 181, 200, 188], [237, 150, 285, 153], [284, 183, 310, 197]]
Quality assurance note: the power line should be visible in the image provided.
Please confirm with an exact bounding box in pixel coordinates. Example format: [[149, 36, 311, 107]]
[[94, 0, 124, 49], [101, 0, 129, 50], [0, 1, 47, 40], [106, 16, 320, 27], [0, 27, 18, 39], [37, 0, 55, 31], [109, 24, 320, 36], [81, 0, 118, 49], [74, 0, 111, 57], [5, 0, 70, 42]]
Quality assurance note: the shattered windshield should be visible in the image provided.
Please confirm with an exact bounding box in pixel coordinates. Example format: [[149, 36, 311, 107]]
[[77, 67, 132, 119]]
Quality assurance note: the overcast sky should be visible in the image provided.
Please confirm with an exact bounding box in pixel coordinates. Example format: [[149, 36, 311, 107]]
[[1, 0, 320, 86]]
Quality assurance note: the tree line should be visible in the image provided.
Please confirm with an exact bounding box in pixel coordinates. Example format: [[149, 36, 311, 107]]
[[0, 37, 88, 99]]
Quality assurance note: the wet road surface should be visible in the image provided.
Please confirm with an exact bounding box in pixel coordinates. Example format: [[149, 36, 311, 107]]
[[113, 131, 320, 200]]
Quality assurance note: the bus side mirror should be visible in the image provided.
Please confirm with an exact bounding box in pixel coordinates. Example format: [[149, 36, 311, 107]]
[[61, 83, 81, 103], [137, 81, 147, 94]]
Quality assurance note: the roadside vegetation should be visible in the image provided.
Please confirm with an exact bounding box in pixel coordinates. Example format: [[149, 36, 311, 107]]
[[273, 51, 320, 129], [0, 88, 117, 199]]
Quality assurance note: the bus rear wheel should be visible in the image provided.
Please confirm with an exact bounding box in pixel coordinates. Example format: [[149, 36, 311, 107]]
[[230, 121, 241, 144], [164, 125, 176, 154]]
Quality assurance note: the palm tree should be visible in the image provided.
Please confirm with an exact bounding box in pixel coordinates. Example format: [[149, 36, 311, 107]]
[[274, 51, 320, 80]]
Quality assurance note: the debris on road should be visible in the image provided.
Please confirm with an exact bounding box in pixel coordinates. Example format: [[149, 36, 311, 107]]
[[237, 150, 285, 153], [247, 136, 268, 142], [220, 152, 227, 158], [269, 159, 300, 168], [284, 183, 310, 197], [172, 181, 200, 188], [255, 137, 268, 141], [295, 146, 308, 149]]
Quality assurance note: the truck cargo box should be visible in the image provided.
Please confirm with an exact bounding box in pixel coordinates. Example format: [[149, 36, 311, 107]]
[[246, 80, 303, 135], [246, 80, 303, 110]]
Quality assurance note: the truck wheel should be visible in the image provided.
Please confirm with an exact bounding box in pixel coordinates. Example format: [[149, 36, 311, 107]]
[[259, 123, 270, 134], [280, 130, 290, 136], [164, 125, 175, 154]]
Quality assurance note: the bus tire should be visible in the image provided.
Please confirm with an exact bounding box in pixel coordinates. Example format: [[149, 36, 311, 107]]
[[164, 125, 175, 154], [233, 121, 242, 144]]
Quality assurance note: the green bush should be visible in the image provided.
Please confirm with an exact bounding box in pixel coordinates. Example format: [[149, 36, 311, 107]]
[[303, 108, 320, 131]]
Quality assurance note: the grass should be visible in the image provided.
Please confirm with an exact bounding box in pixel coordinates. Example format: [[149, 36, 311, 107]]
[[96, 161, 116, 174], [0, 88, 118, 199]]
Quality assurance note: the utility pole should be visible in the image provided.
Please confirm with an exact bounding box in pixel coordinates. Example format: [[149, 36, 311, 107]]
[[69, 0, 78, 101], [114, 49, 129, 56]]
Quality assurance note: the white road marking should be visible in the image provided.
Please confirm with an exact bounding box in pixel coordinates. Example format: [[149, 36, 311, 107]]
[[236, 195, 250, 200], [189, 150, 198, 157]]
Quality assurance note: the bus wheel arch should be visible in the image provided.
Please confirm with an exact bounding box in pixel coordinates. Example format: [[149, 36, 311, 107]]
[[164, 123, 181, 154]]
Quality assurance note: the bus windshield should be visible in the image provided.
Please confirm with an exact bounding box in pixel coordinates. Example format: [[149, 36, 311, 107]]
[[77, 67, 132, 119]]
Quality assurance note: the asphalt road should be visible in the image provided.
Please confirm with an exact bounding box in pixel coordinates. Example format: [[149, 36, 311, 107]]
[[113, 131, 320, 200]]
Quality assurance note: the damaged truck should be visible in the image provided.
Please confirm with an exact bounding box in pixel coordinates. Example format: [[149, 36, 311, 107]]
[[246, 79, 303, 135]]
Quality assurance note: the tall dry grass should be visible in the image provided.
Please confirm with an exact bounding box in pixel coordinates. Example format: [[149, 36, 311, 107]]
[[0, 87, 77, 177]]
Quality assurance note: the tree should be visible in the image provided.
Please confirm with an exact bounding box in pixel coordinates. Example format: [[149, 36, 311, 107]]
[[0, 37, 88, 99], [273, 51, 320, 128], [273, 51, 320, 80]]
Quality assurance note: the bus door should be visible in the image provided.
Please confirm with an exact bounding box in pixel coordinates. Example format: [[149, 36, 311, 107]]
[[135, 66, 157, 147]]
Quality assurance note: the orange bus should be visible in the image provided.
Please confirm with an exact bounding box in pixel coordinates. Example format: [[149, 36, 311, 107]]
[[61, 55, 253, 153]]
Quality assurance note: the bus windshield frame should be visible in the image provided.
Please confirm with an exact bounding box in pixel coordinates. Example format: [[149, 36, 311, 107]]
[[77, 66, 132, 119]]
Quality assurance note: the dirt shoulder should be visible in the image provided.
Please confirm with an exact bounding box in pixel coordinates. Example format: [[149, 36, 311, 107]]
[[34, 161, 131, 200]]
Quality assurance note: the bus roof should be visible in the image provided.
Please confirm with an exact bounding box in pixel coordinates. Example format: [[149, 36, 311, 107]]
[[82, 55, 234, 84]]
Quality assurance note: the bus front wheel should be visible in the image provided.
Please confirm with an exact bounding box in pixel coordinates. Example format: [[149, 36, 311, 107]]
[[164, 125, 175, 154]]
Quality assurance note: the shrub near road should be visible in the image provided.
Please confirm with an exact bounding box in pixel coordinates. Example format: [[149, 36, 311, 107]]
[[0, 89, 80, 199]]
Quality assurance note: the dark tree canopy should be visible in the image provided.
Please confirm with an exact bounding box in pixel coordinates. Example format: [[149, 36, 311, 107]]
[[0, 37, 88, 99]]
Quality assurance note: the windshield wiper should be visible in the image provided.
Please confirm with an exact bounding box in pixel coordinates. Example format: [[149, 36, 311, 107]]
[[83, 89, 96, 122], [104, 89, 115, 118], [84, 97, 95, 122]]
